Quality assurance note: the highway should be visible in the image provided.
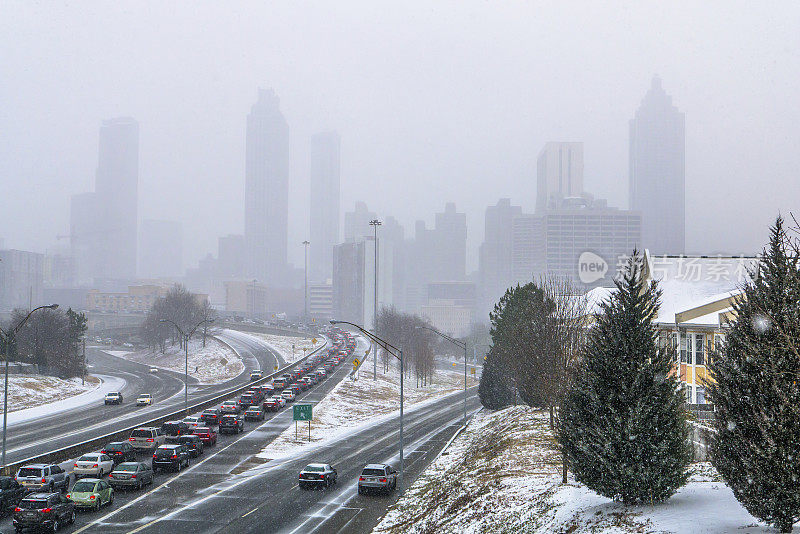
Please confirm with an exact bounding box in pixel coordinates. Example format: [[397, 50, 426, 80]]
[[3, 329, 282, 465]]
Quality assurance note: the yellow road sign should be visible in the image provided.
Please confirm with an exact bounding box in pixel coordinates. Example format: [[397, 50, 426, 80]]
[[452, 362, 457, 367], [312, 338, 317, 344], [274, 365, 279, 370], [471, 368, 476, 375], [353, 358, 360, 367]]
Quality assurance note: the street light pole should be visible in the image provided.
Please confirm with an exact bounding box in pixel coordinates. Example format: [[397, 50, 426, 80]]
[[368, 219, 381, 380], [1, 303, 59, 467], [160, 318, 214, 416], [417, 325, 468, 427], [302, 240, 310, 320], [330, 319, 403, 486]]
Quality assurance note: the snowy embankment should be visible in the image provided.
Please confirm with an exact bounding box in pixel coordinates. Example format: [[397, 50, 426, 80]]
[[374, 406, 771, 534], [246, 332, 318, 363], [257, 351, 479, 460], [110, 336, 243, 385], [0, 374, 100, 415]]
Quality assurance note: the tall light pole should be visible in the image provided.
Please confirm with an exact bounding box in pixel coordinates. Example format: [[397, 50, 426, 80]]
[[368, 219, 381, 380], [330, 319, 404, 487], [1, 303, 59, 466], [302, 240, 310, 321], [160, 318, 215, 416], [417, 325, 468, 427]]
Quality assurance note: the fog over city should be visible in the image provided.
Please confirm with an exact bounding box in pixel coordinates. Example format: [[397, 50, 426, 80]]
[[2, 1, 798, 270]]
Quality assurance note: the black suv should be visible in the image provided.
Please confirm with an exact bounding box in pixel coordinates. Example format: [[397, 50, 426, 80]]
[[101, 441, 137, 465], [0, 476, 24, 517], [152, 444, 190, 472], [176, 435, 204, 458], [218, 414, 244, 434], [161, 421, 191, 443], [12, 492, 75, 532]]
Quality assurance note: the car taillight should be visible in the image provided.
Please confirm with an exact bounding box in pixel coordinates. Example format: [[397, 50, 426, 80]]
[[359, 476, 365, 481], [14, 507, 22, 512], [89, 495, 96, 500], [41, 477, 46, 483], [146, 438, 154, 442], [41, 507, 53, 512], [380, 478, 387, 483], [153, 454, 157, 458], [108, 474, 113, 478], [129, 437, 136, 441], [171, 455, 177, 459], [131, 474, 136, 478], [93, 463, 99, 468], [74, 463, 78, 467]]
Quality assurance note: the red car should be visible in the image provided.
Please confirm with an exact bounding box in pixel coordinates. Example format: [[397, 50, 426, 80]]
[[192, 426, 218, 446]]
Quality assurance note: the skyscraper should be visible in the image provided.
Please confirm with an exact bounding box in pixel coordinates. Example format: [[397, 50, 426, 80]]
[[629, 76, 685, 254], [478, 198, 522, 316], [245, 88, 290, 285], [309, 131, 341, 282], [536, 142, 583, 213], [95, 117, 139, 280], [344, 201, 377, 242]]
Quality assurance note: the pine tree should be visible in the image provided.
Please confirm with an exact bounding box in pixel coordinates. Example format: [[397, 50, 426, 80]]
[[707, 217, 800, 533], [558, 252, 690, 504], [478, 347, 516, 409]]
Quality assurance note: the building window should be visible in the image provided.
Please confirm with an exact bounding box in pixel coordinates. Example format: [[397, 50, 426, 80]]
[[695, 387, 706, 405], [694, 334, 705, 366], [685, 385, 693, 404], [680, 333, 689, 364]]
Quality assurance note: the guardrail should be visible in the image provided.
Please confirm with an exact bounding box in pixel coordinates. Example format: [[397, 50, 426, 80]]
[[0, 339, 330, 476]]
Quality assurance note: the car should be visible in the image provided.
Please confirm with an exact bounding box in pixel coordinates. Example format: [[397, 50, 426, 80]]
[[182, 416, 203, 428], [65, 478, 113, 511], [12, 492, 74, 531], [128, 427, 166, 451], [262, 397, 281, 412], [298, 464, 338, 489], [100, 442, 137, 465], [247, 389, 265, 403], [108, 462, 154, 491], [288, 384, 302, 395], [258, 385, 275, 397], [218, 414, 244, 434], [237, 394, 257, 409], [152, 444, 190, 473], [149, 367, 159, 373], [73, 453, 115, 479], [243, 406, 264, 422], [250, 371, 263, 381], [274, 396, 286, 408], [219, 401, 241, 414], [358, 464, 398, 495], [191, 427, 217, 446], [177, 435, 204, 458], [14, 464, 69, 494], [200, 408, 221, 426], [136, 393, 153, 406], [161, 421, 191, 442], [104, 392, 123, 405], [281, 390, 296, 403], [0, 476, 25, 517], [272, 379, 286, 390]]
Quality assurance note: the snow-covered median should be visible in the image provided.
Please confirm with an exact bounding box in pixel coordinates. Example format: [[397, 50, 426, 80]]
[[112, 337, 243, 385], [0, 374, 100, 414], [246, 332, 319, 363], [374, 406, 770, 534], [257, 355, 478, 460]]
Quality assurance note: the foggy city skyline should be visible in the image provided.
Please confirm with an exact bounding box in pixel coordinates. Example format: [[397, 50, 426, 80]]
[[2, 2, 799, 273]]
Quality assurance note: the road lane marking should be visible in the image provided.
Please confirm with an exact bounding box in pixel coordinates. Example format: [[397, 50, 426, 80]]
[[242, 507, 258, 517]]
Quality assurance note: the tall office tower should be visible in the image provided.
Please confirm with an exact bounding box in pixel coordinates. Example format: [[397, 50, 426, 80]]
[[432, 203, 467, 281], [245, 88, 290, 285], [217, 234, 247, 280], [309, 131, 341, 282], [332, 238, 393, 329], [478, 198, 522, 316], [70, 192, 99, 285], [343, 201, 377, 242], [94, 117, 139, 280], [629, 76, 685, 254], [138, 220, 182, 279], [536, 142, 584, 213], [511, 213, 545, 283]]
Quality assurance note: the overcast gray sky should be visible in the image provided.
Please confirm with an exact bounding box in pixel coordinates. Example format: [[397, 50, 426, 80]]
[[1, 1, 798, 271]]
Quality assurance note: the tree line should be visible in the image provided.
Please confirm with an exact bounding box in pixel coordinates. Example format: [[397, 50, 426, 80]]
[[139, 284, 215, 353], [478, 217, 800, 532], [375, 306, 438, 387]]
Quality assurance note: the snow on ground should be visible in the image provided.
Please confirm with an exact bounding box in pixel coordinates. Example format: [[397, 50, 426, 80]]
[[0, 374, 100, 415], [246, 332, 318, 363], [257, 352, 479, 460], [114, 336, 243, 385], [374, 406, 775, 534]]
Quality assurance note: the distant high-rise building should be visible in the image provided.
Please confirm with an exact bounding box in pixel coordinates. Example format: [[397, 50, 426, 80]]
[[217, 234, 247, 280], [629, 76, 685, 254], [309, 131, 341, 282], [478, 199, 522, 317], [139, 220, 182, 279], [95, 117, 139, 280], [511, 213, 545, 283], [344, 201, 377, 242], [70, 192, 99, 285], [433, 203, 467, 281], [536, 142, 583, 213], [0, 249, 44, 311], [245, 88, 290, 285], [332, 237, 392, 329]]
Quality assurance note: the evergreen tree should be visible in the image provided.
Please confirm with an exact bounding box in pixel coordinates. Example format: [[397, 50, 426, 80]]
[[707, 217, 800, 533], [478, 347, 516, 409], [558, 252, 690, 504]]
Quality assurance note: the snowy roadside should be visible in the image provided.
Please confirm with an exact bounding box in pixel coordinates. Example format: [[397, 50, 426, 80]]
[[109, 336, 243, 385], [257, 351, 479, 460], [245, 332, 319, 363], [373, 406, 769, 534], [0, 374, 100, 414]]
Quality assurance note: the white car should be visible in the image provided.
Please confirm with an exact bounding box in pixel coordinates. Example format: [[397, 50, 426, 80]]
[[73, 453, 115, 478], [149, 367, 159, 374], [136, 394, 153, 406], [183, 416, 202, 428], [281, 390, 296, 402]]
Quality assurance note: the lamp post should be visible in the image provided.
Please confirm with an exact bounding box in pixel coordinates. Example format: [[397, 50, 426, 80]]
[[160, 318, 215, 416], [1, 303, 59, 466], [330, 319, 404, 487], [368, 219, 381, 380], [302, 240, 310, 321], [416, 325, 468, 427]]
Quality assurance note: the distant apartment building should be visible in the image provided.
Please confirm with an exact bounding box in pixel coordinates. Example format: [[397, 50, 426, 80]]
[[309, 131, 341, 282], [308, 282, 333, 321], [85, 285, 207, 314], [0, 249, 44, 311], [478, 199, 522, 317], [139, 219, 182, 279], [536, 142, 584, 213], [629, 76, 685, 254], [421, 281, 476, 337], [511, 213, 545, 284]]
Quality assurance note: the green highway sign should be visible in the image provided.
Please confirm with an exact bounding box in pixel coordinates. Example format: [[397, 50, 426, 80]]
[[293, 404, 313, 421]]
